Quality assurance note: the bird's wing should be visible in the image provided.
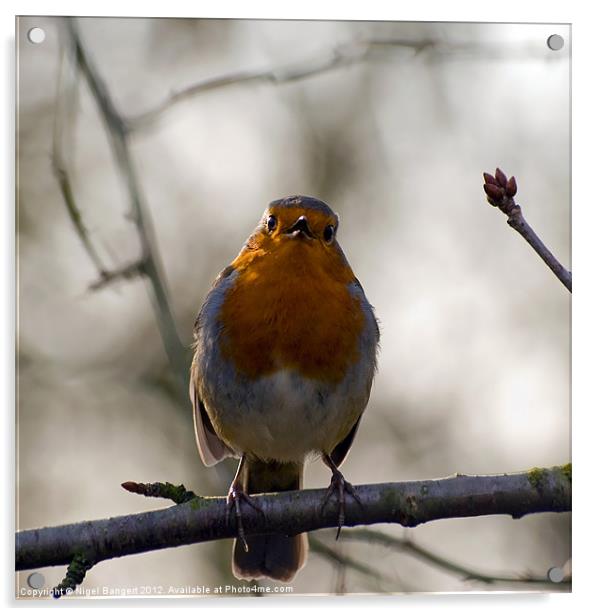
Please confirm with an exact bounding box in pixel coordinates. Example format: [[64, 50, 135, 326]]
[[190, 359, 234, 466], [190, 265, 238, 466], [329, 414, 362, 468], [329, 279, 380, 468]]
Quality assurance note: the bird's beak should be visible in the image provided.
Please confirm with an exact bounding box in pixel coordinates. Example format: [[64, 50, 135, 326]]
[[285, 215, 314, 239]]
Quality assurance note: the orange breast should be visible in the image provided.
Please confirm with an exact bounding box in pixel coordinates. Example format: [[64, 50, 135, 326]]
[[219, 240, 364, 385]]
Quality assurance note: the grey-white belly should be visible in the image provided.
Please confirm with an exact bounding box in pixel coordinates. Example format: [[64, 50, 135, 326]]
[[201, 367, 369, 463]]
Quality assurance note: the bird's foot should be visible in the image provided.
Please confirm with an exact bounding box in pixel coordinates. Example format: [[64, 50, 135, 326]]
[[321, 460, 363, 540], [226, 482, 264, 553]]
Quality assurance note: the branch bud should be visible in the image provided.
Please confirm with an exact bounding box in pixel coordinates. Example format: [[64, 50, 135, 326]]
[[506, 176, 517, 197], [483, 172, 498, 186], [495, 168, 508, 188], [484, 183, 505, 202], [121, 481, 142, 494]]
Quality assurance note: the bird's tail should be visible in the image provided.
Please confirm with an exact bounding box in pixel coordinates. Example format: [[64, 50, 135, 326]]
[[232, 458, 308, 583]]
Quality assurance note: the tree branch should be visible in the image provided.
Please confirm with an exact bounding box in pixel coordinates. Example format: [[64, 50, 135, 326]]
[[342, 528, 570, 588], [16, 466, 570, 573], [483, 169, 572, 292]]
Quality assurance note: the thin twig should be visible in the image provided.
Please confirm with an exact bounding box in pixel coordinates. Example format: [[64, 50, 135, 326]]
[[332, 540, 348, 594], [126, 37, 564, 131], [309, 537, 391, 591], [342, 528, 570, 589], [125, 38, 438, 130], [508, 207, 572, 292], [52, 46, 108, 277], [16, 465, 571, 573], [483, 169, 572, 292], [65, 19, 189, 381], [87, 259, 147, 291], [52, 45, 149, 295]]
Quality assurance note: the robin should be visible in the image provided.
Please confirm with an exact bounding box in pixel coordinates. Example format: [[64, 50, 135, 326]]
[[189, 195, 379, 582]]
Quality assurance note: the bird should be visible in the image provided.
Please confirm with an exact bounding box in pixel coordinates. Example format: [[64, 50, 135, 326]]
[[189, 195, 379, 583]]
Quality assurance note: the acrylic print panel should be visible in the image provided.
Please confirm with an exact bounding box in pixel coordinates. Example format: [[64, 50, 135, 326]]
[[16, 17, 571, 598]]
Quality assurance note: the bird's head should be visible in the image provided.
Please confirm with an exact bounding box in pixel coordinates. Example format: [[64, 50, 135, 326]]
[[229, 195, 353, 284], [252, 195, 340, 252]]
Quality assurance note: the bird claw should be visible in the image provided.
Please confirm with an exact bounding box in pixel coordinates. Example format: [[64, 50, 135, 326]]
[[321, 468, 363, 540], [226, 484, 264, 553]]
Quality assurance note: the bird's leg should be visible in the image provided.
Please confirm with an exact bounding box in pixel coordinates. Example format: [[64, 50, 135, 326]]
[[226, 454, 264, 552], [320, 453, 363, 540]]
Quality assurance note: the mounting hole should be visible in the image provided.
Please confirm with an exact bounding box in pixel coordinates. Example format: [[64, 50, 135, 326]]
[[27, 572, 45, 589], [27, 27, 46, 44], [547, 567, 564, 583], [547, 34, 564, 51]]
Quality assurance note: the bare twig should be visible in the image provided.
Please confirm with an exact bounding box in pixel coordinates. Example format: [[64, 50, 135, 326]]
[[342, 528, 570, 589], [483, 168, 572, 292], [126, 38, 439, 130], [330, 540, 348, 594], [309, 537, 391, 592], [64, 18, 190, 381], [87, 259, 147, 291], [52, 47, 149, 297], [52, 47, 108, 277], [127, 37, 564, 131], [52, 162, 109, 278], [16, 465, 570, 573]]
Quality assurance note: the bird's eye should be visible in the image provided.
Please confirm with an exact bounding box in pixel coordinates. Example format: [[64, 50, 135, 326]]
[[267, 215, 277, 232], [323, 224, 335, 243]]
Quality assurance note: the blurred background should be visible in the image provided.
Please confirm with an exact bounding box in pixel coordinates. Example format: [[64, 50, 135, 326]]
[[16, 17, 570, 595]]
